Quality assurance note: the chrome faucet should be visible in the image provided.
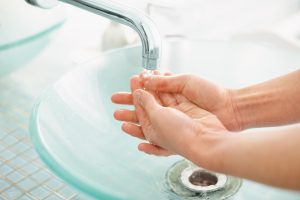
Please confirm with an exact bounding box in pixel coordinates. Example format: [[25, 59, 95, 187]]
[[25, 0, 161, 70]]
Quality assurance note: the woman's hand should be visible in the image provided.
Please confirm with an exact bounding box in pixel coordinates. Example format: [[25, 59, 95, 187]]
[[130, 88, 230, 167], [111, 70, 300, 190], [111, 72, 230, 165], [140, 73, 241, 131]]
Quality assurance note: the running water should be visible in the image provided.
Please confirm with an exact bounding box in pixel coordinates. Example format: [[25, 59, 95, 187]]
[[142, 69, 154, 90], [143, 69, 154, 77]]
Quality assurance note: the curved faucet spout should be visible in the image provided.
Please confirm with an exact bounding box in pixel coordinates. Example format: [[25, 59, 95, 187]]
[[26, 0, 161, 70]]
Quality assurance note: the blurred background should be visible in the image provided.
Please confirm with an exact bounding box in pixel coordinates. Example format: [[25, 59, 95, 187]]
[[2, 0, 300, 83]]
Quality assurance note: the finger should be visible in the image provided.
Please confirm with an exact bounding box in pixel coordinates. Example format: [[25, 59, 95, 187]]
[[130, 75, 142, 92], [138, 143, 173, 156], [131, 75, 146, 124], [111, 92, 133, 105], [140, 70, 160, 77], [139, 71, 163, 105], [122, 122, 145, 140], [173, 93, 189, 103], [148, 90, 163, 105], [133, 89, 162, 135], [133, 89, 161, 116], [139, 70, 157, 88], [153, 70, 160, 75], [142, 74, 192, 93], [164, 72, 172, 76], [147, 71, 171, 106], [159, 93, 178, 107], [113, 110, 138, 123], [133, 91, 150, 127]]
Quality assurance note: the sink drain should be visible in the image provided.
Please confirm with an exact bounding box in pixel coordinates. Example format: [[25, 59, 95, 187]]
[[189, 170, 218, 186], [181, 166, 227, 192], [166, 160, 242, 199]]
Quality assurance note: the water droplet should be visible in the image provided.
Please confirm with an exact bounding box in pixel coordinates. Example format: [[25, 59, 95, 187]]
[[142, 69, 154, 90], [143, 69, 154, 77]]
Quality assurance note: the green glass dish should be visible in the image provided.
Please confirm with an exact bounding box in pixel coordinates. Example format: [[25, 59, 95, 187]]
[[0, 0, 65, 76], [30, 36, 300, 199]]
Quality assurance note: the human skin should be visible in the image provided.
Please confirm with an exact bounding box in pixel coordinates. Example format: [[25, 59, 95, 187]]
[[111, 70, 300, 190]]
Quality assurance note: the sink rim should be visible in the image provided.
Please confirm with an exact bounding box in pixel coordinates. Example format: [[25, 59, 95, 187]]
[[0, 21, 65, 51]]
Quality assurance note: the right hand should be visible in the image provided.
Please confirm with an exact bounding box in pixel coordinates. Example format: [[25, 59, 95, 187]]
[[140, 73, 241, 131], [111, 72, 230, 157], [129, 88, 229, 164]]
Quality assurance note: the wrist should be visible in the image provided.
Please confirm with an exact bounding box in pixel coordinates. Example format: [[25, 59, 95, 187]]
[[184, 125, 231, 171], [223, 71, 300, 130], [214, 89, 243, 131], [229, 86, 283, 130]]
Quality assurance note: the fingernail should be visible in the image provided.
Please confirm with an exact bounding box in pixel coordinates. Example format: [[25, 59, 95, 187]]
[[121, 122, 129, 131], [138, 145, 144, 152], [113, 111, 119, 119]]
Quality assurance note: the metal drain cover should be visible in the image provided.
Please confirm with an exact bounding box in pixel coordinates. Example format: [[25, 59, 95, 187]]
[[180, 166, 227, 192], [166, 160, 242, 199]]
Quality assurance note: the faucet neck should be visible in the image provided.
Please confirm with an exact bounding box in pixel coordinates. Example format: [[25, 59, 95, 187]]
[[26, 0, 161, 69]]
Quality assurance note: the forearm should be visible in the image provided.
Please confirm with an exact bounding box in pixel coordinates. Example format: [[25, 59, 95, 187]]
[[230, 70, 300, 130], [194, 125, 300, 190]]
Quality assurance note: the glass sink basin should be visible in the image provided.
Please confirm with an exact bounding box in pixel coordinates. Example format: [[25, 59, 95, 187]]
[[30, 36, 300, 199]]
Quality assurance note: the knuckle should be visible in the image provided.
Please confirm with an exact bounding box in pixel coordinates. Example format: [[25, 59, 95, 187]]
[[181, 74, 197, 90], [157, 77, 168, 88], [130, 111, 137, 122]]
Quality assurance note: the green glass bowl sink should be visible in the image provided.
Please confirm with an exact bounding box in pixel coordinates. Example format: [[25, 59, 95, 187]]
[[30, 36, 300, 199], [0, 0, 64, 76]]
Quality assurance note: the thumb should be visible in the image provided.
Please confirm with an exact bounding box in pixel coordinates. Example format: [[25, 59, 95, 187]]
[[133, 89, 160, 115]]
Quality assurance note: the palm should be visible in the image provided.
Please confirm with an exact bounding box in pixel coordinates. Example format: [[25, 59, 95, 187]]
[[131, 91, 227, 156], [165, 93, 210, 119], [157, 93, 227, 132]]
